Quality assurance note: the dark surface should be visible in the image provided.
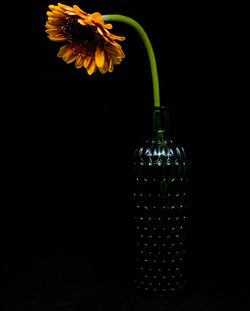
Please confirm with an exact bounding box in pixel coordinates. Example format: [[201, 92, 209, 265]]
[[2, 228, 250, 311], [1, 126, 250, 310], [2, 206, 250, 311]]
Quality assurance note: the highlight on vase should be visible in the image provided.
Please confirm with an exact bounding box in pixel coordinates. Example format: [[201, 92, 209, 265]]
[[45, 3, 125, 75]]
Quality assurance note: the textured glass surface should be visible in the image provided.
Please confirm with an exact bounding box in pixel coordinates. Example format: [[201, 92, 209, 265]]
[[131, 108, 192, 296]]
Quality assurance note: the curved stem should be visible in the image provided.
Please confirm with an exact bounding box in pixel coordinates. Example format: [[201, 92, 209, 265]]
[[103, 14, 160, 108]]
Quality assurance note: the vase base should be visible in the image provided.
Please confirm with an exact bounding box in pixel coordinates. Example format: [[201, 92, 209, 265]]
[[131, 277, 189, 297]]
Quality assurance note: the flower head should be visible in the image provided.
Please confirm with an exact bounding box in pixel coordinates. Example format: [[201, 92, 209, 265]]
[[45, 3, 125, 75]]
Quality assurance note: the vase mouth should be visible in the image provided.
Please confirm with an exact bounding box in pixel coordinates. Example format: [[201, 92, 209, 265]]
[[153, 105, 169, 111], [153, 105, 170, 133]]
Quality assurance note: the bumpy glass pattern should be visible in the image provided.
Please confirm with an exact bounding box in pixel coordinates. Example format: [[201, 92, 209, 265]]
[[131, 108, 192, 296]]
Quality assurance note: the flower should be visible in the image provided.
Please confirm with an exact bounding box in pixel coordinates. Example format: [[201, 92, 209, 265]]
[[45, 3, 125, 75]]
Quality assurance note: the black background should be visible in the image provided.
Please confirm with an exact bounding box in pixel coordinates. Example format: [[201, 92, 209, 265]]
[[1, 1, 249, 310]]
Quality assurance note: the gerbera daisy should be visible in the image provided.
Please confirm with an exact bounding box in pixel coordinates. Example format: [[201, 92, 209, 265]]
[[45, 3, 125, 75]]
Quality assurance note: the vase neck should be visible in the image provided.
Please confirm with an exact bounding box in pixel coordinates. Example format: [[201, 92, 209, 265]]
[[153, 106, 169, 134]]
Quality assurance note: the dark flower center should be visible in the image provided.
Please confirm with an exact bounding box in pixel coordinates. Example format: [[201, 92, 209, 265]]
[[64, 17, 97, 47]]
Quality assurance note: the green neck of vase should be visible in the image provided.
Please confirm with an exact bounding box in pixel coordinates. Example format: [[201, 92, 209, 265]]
[[153, 106, 169, 132], [153, 106, 169, 138]]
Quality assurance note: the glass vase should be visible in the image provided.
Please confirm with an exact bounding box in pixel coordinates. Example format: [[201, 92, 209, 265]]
[[130, 106, 192, 296]]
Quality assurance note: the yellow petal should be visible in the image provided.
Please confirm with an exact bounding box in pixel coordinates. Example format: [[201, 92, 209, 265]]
[[84, 17, 95, 27], [47, 10, 65, 18], [48, 17, 65, 26], [48, 5, 58, 10], [98, 67, 107, 74], [104, 23, 113, 30], [109, 33, 126, 41], [63, 49, 77, 64], [73, 5, 88, 17], [46, 29, 61, 35], [48, 36, 67, 42], [98, 56, 108, 74], [91, 12, 103, 24], [87, 59, 96, 75], [83, 56, 91, 68], [64, 11, 77, 16], [97, 27, 104, 36], [77, 19, 87, 26], [66, 55, 77, 64], [104, 44, 118, 56], [58, 3, 74, 11], [45, 22, 60, 29], [75, 55, 84, 68], [57, 45, 69, 57], [95, 46, 105, 68], [108, 59, 114, 72], [105, 44, 125, 59], [102, 55, 109, 72]]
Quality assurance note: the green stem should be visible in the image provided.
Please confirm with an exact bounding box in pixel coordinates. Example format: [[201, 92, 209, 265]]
[[103, 14, 160, 108]]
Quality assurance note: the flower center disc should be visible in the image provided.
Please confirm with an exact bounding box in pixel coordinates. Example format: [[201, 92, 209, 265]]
[[65, 17, 96, 45]]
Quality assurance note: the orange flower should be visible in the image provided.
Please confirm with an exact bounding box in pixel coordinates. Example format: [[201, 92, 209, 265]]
[[45, 3, 125, 75]]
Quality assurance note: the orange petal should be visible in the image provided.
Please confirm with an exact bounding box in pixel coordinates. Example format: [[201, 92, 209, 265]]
[[95, 46, 105, 68]]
